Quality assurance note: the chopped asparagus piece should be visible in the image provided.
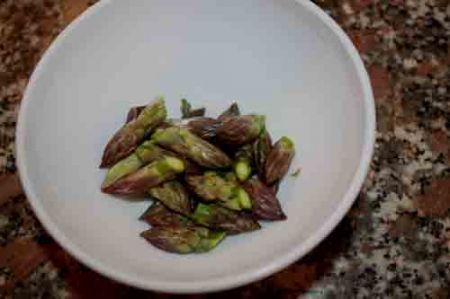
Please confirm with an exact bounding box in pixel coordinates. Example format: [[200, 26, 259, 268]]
[[149, 181, 192, 215], [191, 203, 260, 234], [102, 141, 169, 188], [100, 97, 167, 167], [264, 136, 295, 185], [244, 178, 286, 221], [186, 172, 252, 211], [140, 202, 193, 227], [152, 127, 232, 169], [141, 226, 225, 254], [102, 156, 185, 195], [216, 115, 265, 146]]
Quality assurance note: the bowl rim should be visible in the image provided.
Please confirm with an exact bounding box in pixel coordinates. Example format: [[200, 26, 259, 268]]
[[16, 0, 376, 293]]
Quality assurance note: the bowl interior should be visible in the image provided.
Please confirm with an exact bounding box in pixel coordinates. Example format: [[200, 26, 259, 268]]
[[18, 0, 373, 292]]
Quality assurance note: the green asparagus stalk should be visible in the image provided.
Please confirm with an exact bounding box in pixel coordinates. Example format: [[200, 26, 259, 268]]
[[216, 115, 265, 146], [140, 201, 193, 227], [152, 127, 232, 168], [180, 99, 206, 119], [102, 141, 170, 189], [218, 102, 240, 120], [244, 178, 286, 220], [141, 226, 226, 254], [264, 137, 295, 185], [100, 97, 167, 168], [186, 172, 252, 211], [102, 156, 185, 195], [191, 203, 260, 234], [149, 181, 192, 215]]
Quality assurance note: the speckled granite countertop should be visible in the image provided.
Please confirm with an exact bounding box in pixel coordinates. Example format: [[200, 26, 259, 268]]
[[0, 0, 449, 298]]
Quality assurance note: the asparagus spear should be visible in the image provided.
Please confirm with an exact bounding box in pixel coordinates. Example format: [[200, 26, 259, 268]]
[[216, 115, 265, 146], [149, 181, 192, 215], [244, 178, 286, 221], [100, 97, 167, 168], [186, 172, 252, 211], [140, 201, 193, 227], [102, 141, 170, 189], [253, 130, 273, 177], [264, 137, 295, 185], [126, 106, 145, 123], [141, 226, 225, 254], [218, 102, 240, 120], [152, 127, 232, 169], [191, 203, 260, 234], [180, 99, 206, 119], [102, 156, 185, 195]]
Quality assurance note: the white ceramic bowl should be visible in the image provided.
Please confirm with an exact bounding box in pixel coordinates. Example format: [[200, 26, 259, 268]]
[[16, 0, 375, 293]]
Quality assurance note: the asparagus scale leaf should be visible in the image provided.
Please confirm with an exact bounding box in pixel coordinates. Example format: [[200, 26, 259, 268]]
[[149, 181, 192, 215], [218, 102, 240, 120], [152, 127, 232, 169], [244, 178, 286, 221], [180, 99, 206, 119], [141, 226, 226, 254], [126, 106, 146, 123], [186, 172, 252, 211], [100, 97, 167, 168], [264, 136, 295, 185], [185, 117, 221, 140], [191, 203, 260, 234], [181, 99, 191, 118], [102, 156, 185, 195]]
